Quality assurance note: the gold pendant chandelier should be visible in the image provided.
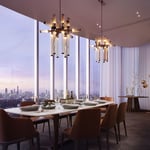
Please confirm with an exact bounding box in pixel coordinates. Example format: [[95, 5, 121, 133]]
[[94, 0, 112, 63], [41, 0, 80, 58]]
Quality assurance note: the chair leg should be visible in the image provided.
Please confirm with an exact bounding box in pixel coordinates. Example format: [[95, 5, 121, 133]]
[[85, 139, 88, 150], [69, 114, 73, 127], [47, 120, 51, 139], [61, 133, 64, 150], [42, 122, 45, 132], [117, 123, 121, 141], [17, 142, 20, 150], [97, 135, 101, 150], [74, 139, 79, 150], [114, 125, 118, 144], [2, 144, 8, 150], [66, 116, 70, 128], [123, 120, 127, 136], [36, 135, 40, 150], [106, 130, 109, 150]]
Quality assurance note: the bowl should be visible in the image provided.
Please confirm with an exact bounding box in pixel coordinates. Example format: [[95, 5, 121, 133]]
[[62, 104, 79, 109], [84, 101, 97, 106], [20, 105, 39, 111], [42, 105, 55, 110]]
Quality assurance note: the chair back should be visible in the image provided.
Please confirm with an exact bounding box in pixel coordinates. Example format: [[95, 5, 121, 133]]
[[20, 101, 35, 106], [0, 109, 38, 143], [100, 96, 114, 101], [0, 109, 11, 142], [101, 104, 118, 129], [117, 102, 127, 123], [70, 108, 101, 139]]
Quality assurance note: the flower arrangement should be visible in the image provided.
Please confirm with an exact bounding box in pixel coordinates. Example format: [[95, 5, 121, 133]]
[[141, 80, 148, 88]]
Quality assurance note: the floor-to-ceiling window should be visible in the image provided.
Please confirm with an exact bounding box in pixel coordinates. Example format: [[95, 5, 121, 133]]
[[39, 23, 50, 99], [90, 40, 100, 99], [55, 38, 64, 99], [79, 37, 86, 98], [68, 36, 76, 98], [0, 6, 34, 107]]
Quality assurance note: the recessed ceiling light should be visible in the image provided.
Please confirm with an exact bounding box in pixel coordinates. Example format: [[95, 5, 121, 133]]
[[137, 14, 141, 18], [136, 11, 141, 18]]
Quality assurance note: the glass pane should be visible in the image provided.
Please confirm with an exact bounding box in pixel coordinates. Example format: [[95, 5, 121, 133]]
[[0, 6, 34, 108], [39, 23, 50, 99], [55, 38, 63, 99], [79, 37, 86, 98], [68, 36, 76, 98], [90, 40, 100, 99]]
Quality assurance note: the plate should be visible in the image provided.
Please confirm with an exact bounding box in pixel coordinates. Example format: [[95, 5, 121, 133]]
[[62, 104, 79, 109], [84, 101, 97, 106], [42, 105, 55, 110], [95, 99, 107, 103], [20, 105, 39, 111]]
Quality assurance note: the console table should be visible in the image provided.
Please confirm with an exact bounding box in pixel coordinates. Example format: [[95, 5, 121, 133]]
[[118, 96, 149, 112]]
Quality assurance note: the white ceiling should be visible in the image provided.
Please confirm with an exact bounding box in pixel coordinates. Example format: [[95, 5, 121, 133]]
[[1, 0, 150, 47]]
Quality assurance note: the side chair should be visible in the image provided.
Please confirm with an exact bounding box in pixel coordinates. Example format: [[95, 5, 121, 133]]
[[99, 96, 114, 113], [100, 104, 118, 150], [0, 109, 40, 150], [20, 101, 51, 138], [116, 102, 127, 141], [62, 108, 101, 150]]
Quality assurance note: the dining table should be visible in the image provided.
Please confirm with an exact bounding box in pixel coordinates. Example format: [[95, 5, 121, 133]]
[[118, 95, 149, 112], [5, 99, 113, 150]]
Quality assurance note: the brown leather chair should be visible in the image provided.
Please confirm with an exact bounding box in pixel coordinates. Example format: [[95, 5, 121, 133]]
[[59, 99, 73, 128], [100, 97, 114, 101], [100, 104, 118, 150], [62, 108, 101, 150], [100, 96, 114, 113], [116, 102, 127, 140], [20, 101, 51, 138], [0, 109, 40, 150]]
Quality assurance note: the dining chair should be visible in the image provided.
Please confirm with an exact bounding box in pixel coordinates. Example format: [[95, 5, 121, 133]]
[[100, 104, 118, 150], [59, 98, 73, 128], [0, 109, 40, 150], [116, 102, 127, 141], [62, 108, 101, 150], [20, 101, 51, 138], [99, 96, 114, 113]]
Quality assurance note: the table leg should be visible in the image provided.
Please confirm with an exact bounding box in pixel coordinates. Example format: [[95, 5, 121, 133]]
[[134, 98, 140, 112], [52, 114, 59, 150], [127, 98, 133, 112]]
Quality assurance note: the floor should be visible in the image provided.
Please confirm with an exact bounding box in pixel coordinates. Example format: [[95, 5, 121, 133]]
[[1, 111, 150, 150]]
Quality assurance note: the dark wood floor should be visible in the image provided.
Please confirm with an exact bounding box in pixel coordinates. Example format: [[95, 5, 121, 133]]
[[1, 111, 150, 150]]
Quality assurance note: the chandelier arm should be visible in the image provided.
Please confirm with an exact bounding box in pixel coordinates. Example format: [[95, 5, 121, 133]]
[[100, 0, 103, 39], [59, 0, 61, 22]]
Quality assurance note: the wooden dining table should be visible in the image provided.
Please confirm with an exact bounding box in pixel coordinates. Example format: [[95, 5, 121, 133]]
[[118, 96, 149, 112], [5, 100, 113, 150]]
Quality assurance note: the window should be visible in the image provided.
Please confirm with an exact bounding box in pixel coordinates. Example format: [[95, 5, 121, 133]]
[[0, 6, 34, 107], [90, 40, 100, 98]]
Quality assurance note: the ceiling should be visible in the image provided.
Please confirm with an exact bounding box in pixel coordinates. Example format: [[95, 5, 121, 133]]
[[1, 0, 150, 47]]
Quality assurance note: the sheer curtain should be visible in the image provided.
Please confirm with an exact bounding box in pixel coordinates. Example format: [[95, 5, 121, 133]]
[[100, 46, 122, 104], [138, 44, 150, 110]]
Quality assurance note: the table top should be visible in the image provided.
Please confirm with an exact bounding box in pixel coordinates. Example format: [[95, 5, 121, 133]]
[[5, 100, 113, 117], [118, 96, 149, 98]]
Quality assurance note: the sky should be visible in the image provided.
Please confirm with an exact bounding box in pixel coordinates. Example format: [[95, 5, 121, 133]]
[[0, 5, 99, 95], [0, 6, 49, 92]]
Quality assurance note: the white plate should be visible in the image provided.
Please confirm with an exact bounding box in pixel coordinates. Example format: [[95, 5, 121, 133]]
[[84, 101, 97, 106], [95, 99, 107, 103]]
